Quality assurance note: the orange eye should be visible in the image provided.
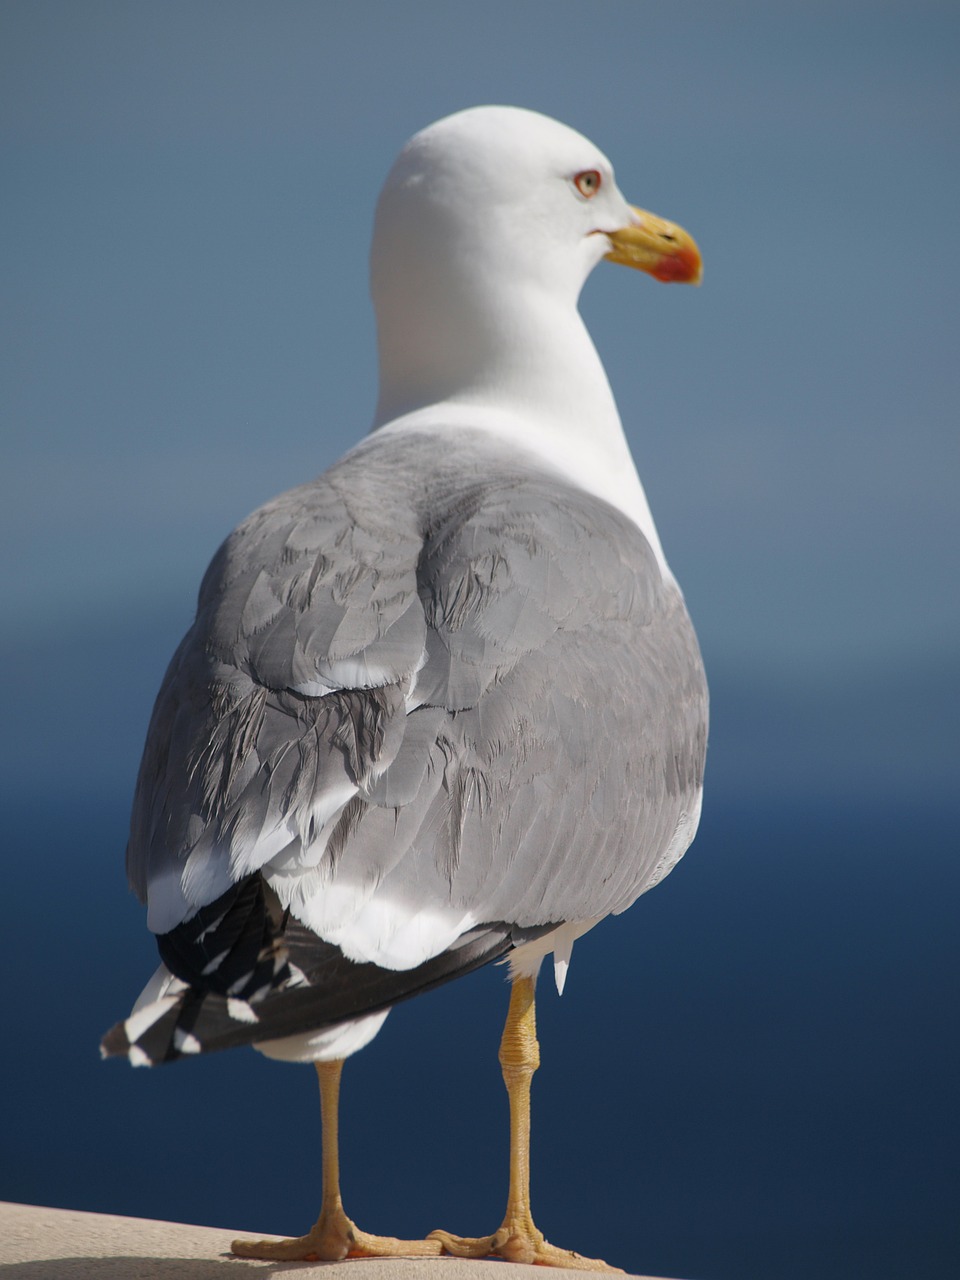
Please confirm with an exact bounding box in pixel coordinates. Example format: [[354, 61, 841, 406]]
[[574, 169, 602, 198]]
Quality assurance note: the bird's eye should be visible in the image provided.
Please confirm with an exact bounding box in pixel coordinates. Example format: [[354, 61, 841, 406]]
[[574, 169, 602, 198]]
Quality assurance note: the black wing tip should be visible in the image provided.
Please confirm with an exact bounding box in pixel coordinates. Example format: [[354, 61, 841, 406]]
[[100, 1019, 163, 1067], [101, 909, 558, 1068]]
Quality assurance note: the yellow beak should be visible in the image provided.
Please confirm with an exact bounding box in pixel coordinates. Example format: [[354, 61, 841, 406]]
[[604, 206, 702, 284]]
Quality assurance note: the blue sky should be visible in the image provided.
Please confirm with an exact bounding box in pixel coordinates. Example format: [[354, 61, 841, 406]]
[[4, 1, 956, 671], [3, 4, 957, 817], [1, 6, 958, 1274]]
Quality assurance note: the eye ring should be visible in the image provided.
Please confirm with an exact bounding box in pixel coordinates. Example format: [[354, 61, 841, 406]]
[[574, 169, 602, 198]]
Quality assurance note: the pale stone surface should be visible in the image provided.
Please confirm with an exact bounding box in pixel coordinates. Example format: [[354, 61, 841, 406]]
[[0, 1202, 680, 1279]]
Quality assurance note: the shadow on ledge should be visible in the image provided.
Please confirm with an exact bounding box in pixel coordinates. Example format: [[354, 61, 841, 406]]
[[0, 1256, 293, 1279]]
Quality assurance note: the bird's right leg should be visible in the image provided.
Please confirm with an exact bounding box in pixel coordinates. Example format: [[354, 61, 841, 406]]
[[231, 1058, 442, 1261], [429, 975, 621, 1271]]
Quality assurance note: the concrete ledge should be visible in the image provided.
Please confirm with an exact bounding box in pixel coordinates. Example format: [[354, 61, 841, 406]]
[[0, 1202, 679, 1279]]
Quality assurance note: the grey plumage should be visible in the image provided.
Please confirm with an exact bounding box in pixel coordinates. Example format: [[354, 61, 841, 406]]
[[103, 424, 707, 1064], [127, 429, 706, 953]]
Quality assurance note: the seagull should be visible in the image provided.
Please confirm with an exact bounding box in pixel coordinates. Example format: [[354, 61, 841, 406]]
[[102, 105, 707, 1271]]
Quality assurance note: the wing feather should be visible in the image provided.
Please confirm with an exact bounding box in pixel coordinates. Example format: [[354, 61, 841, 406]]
[[126, 429, 707, 1006]]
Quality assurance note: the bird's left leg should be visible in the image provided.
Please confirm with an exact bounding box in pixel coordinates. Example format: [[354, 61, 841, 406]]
[[428, 973, 622, 1272], [232, 1058, 442, 1261]]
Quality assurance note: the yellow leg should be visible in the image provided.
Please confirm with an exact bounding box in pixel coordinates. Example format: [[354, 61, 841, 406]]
[[429, 975, 622, 1271], [232, 1058, 442, 1261]]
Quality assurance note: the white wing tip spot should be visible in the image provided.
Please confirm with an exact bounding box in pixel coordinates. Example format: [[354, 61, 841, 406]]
[[226, 997, 259, 1024], [286, 963, 310, 988], [201, 949, 229, 976], [173, 1029, 203, 1054]]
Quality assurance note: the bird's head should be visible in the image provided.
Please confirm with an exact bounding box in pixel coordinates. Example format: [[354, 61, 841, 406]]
[[371, 104, 701, 313]]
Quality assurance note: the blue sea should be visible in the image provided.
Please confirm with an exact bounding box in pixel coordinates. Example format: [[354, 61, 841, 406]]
[[2, 621, 957, 1280]]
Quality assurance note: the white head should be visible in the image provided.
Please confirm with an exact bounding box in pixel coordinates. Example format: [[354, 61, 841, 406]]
[[370, 106, 700, 429], [373, 107, 630, 310]]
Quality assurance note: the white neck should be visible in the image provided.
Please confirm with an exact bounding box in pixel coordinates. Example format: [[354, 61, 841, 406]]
[[371, 279, 673, 583]]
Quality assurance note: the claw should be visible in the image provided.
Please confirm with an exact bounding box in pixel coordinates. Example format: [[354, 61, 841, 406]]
[[232, 1213, 443, 1262], [428, 1224, 623, 1271]]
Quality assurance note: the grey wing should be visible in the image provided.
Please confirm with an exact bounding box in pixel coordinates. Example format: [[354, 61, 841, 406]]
[[313, 470, 707, 953], [127, 462, 428, 936], [127, 443, 706, 974]]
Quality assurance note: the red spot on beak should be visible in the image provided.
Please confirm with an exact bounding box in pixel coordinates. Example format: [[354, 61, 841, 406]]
[[650, 245, 702, 285]]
